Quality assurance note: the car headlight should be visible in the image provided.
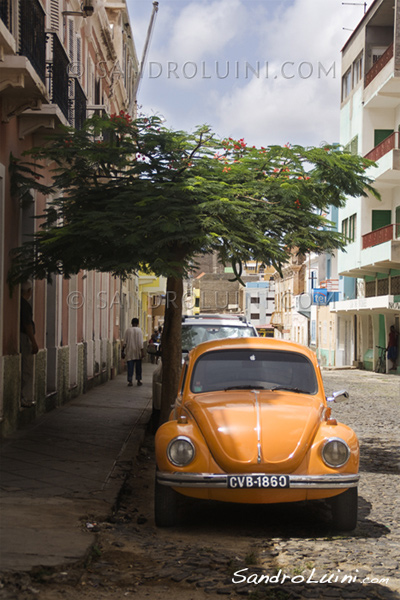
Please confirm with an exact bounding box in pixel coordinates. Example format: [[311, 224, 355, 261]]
[[321, 438, 350, 468], [167, 436, 195, 467]]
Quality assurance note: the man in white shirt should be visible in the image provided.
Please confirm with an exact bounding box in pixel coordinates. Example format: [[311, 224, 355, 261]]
[[123, 318, 144, 386]]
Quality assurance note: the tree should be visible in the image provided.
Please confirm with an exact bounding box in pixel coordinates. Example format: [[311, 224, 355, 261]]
[[9, 113, 378, 423]]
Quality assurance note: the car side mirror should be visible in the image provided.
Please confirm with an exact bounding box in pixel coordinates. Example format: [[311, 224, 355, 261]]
[[326, 390, 349, 403]]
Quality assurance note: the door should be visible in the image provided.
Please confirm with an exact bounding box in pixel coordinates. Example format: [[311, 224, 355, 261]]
[[374, 129, 394, 147], [372, 210, 391, 231]]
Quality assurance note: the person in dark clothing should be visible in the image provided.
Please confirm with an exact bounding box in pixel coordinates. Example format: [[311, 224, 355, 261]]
[[20, 281, 38, 407], [387, 325, 398, 371]]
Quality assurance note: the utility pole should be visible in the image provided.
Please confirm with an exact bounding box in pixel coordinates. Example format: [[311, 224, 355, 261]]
[[131, 1, 159, 111]]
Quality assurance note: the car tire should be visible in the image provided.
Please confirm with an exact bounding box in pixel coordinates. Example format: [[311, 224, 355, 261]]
[[329, 487, 358, 531], [148, 409, 160, 435], [154, 474, 181, 527]]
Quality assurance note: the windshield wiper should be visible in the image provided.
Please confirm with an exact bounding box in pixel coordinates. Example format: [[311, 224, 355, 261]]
[[270, 386, 309, 394], [224, 385, 266, 391]]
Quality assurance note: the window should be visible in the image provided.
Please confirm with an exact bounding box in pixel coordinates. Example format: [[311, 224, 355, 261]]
[[353, 54, 363, 86], [342, 214, 356, 243], [343, 135, 358, 155], [342, 218, 348, 240], [250, 297, 260, 304], [309, 269, 318, 290], [349, 214, 356, 242], [181, 324, 256, 352], [191, 349, 318, 394], [377, 278, 389, 296], [342, 68, 352, 101]]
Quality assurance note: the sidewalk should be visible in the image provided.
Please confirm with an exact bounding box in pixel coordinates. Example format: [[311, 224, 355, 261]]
[[0, 363, 155, 573]]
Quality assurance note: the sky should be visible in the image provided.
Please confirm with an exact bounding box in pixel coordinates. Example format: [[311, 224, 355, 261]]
[[126, 0, 372, 147]]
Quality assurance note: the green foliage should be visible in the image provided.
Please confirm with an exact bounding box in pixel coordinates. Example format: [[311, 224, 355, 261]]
[[9, 152, 50, 208], [8, 113, 379, 286]]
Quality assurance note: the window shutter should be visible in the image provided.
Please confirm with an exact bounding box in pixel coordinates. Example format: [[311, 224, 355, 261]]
[[76, 36, 82, 78], [50, 0, 59, 31], [395, 206, 400, 238], [68, 18, 75, 62]]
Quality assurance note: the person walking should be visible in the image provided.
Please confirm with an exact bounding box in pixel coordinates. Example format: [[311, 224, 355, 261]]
[[20, 280, 39, 407], [387, 325, 398, 371], [123, 318, 144, 386]]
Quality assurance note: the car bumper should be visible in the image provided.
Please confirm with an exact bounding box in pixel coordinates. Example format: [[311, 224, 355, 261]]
[[157, 471, 359, 489]]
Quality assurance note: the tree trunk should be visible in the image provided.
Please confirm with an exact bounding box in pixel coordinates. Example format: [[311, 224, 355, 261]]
[[159, 275, 183, 425]]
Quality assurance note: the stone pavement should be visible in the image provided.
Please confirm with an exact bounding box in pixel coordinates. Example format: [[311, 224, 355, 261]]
[[0, 363, 155, 572]]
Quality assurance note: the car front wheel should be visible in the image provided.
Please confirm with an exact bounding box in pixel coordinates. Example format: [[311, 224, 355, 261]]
[[154, 473, 181, 527], [329, 487, 358, 531]]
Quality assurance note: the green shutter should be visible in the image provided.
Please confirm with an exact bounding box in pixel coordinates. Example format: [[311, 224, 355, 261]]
[[396, 206, 400, 238], [374, 129, 394, 146], [372, 210, 391, 231]]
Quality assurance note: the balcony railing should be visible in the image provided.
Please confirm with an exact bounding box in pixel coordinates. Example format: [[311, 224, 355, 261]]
[[47, 33, 70, 121], [69, 78, 87, 129], [19, 0, 46, 82], [0, 0, 12, 30], [362, 223, 400, 249], [365, 43, 394, 88], [364, 131, 399, 162]]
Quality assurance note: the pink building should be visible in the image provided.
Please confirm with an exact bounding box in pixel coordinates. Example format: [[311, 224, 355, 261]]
[[0, 0, 139, 435]]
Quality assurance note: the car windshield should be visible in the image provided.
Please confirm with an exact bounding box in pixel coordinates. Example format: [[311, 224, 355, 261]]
[[182, 325, 256, 352], [190, 349, 318, 395]]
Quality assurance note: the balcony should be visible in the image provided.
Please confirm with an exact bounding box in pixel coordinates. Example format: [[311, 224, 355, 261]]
[[47, 33, 70, 122], [74, 79, 87, 130], [338, 227, 400, 278], [0, 0, 48, 118], [365, 132, 399, 162], [364, 132, 400, 184], [19, 0, 46, 82], [362, 224, 400, 249], [0, 0, 16, 55], [0, 0, 11, 28], [331, 295, 400, 315], [68, 77, 87, 130], [365, 43, 393, 88]]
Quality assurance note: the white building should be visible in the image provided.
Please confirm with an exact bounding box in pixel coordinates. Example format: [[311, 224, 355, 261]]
[[333, 0, 400, 372]]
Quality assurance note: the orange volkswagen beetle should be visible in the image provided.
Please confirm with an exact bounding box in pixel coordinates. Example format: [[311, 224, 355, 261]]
[[155, 337, 359, 530]]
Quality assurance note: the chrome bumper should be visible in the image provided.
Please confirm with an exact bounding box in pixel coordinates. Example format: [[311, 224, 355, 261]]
[[157, 471, 360, 489]]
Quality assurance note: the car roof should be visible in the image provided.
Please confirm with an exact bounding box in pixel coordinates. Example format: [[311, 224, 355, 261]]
[[182, 314, 253, 327]]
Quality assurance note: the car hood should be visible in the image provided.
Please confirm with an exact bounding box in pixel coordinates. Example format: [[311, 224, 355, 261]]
[[185, 391, 323, 473]]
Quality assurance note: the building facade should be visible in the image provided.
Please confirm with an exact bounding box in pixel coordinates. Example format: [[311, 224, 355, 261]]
[[0, 0, 141, 435], [334, 0, 400, 373]]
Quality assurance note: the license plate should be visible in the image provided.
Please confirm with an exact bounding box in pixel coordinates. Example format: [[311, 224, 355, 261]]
[[227, 475, 290, 489]]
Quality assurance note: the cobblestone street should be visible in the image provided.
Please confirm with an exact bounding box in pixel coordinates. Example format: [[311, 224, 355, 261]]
[[1, 369, 399, 600], [267, 368, 400, 598]]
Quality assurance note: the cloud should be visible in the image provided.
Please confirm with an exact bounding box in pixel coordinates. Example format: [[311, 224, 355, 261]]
[[207, 0, 372, 146], [134, 0, 373, 146], [213, 72, 340, 147], [165, 0, 246, 61]]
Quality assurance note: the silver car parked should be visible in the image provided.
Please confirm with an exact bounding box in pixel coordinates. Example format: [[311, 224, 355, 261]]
[[150, 314, 258, 413]]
